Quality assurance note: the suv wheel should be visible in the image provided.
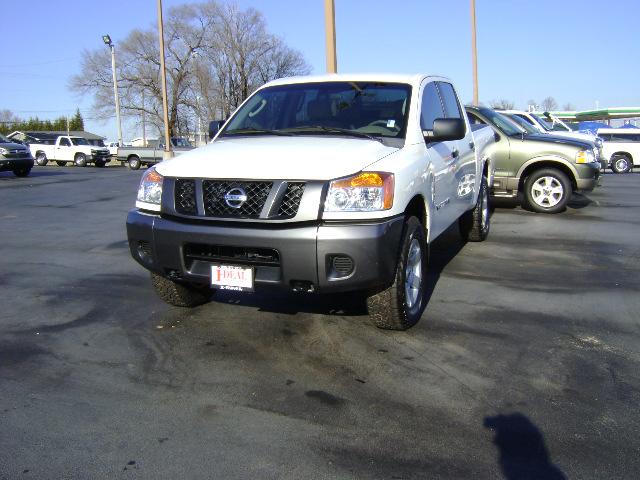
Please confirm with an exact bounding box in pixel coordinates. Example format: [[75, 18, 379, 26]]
[[523, 168, 572, 214], [610, 154, 632, 174], [459, 175, 490, 242], [13, 168, 31, 177], [150, 273, 211, 307], [74, 153, 87, 167], [366, 216, 427, 330]]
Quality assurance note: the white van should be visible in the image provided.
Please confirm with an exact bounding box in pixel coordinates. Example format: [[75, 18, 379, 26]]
[[597, 128, 640, 173]]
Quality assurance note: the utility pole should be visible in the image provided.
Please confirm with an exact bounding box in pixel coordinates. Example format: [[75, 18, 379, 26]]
[[157, 0, 173, 158], [142, 90, 147, 147], [324, 0, 337, 73], [470, 0, 479, 106], [102, 35, 124, 146]]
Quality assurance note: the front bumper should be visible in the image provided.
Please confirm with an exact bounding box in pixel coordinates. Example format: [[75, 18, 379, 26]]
[[0, 157, 34, 172], [126, 210, 404, 294], [575, 162, 601, 192]]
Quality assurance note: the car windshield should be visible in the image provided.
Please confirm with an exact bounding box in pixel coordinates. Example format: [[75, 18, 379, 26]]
[[480, 109, 526, 136], [222, 81, 412, 139], [70, 137, 89, 146], [0, 133, 12, 143], [505, 114, 539, 134], [532, 114, 569, 132]]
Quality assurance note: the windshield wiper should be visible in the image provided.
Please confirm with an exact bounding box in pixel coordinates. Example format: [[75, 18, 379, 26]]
[[283, 125, 383, 143], [222, 128, 293, 137]]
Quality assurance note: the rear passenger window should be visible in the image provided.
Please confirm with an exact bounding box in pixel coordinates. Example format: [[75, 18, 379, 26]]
[[437, 82, 462, 119], [467, 112, 486, 125], [516, 114, 535, 125], [420, 82, 445, 131]]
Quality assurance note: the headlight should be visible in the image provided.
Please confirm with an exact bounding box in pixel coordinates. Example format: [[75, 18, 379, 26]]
[[0, 147, 8, 155], [575, 149, 596, 164], [136, 167, 163, 211], [325, 172, 394, 212]]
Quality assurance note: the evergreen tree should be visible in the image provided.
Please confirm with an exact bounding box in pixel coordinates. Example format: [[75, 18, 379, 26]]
[[69, 108, 84, 131]]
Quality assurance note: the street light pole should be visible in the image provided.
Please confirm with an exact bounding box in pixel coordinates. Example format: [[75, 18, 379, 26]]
[[102, 35, 123, 146], [324, 0, 337, 73], [470, 0, 479, 105], [157, 0, 173, 159]]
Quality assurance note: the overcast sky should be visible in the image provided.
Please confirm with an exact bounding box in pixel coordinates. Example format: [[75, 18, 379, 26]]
[[2, 0, 638, 141]]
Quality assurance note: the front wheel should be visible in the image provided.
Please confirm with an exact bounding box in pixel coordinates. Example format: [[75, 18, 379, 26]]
[[13, 168, 31, 177], [150, 272, 211, 307], [366, 216, 428, 330], [523, 168, 572, 214], [610, 154, 632, 174], [35, 152, 48, 166], [74, 153, 87, 167], [128, 156, 141, 170], [459, 175, 490, 242]]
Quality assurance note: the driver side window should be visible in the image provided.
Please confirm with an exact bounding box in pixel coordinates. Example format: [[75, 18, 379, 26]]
[[420, 82, 445, 131]]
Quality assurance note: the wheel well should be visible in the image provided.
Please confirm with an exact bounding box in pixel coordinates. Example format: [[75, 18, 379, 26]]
[[35, 150, 45, 156], [404, 195, 427, 227], [612, 151, 632, 161], [74, 152, 85, 158], [518, 161, 576, 191], [128, 154, 140, 161]]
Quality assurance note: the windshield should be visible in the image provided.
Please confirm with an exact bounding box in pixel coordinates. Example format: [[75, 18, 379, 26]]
[[222, 81, 412, 139], [0, 133, 12, 143], [171, 137, 192, 148], [480, 109, 526, 136], [70, 137, 89, 146], [532, 114, 569, 132], [504, 114, 539, 134]]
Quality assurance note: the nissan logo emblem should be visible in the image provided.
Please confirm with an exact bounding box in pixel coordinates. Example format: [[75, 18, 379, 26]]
[[224, 187, 248, 209]]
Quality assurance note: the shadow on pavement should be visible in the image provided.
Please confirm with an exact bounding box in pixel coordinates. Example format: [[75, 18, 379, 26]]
[[484, 412, 566, 480]]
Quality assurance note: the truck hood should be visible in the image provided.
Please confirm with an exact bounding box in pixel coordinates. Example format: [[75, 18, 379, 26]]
[[522, 133, 594, 150], [155, 136, 399, 180]]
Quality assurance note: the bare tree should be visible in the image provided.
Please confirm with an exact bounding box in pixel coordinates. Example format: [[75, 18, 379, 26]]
[[69, 1, 309, 138], [489, 99, 515, 110], [541, 96, 558, 112], [563, 102, 575, 111]]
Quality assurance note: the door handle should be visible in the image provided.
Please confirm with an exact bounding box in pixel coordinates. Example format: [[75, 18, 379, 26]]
[[451, 148, 459, 159], [469, 141, 475, 150]]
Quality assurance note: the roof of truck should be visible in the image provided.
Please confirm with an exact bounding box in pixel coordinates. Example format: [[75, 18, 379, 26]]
[[264, 73, 439, 87]]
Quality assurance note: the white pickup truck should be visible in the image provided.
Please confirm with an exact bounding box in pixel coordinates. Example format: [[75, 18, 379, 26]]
[[29, 135, 111, 167], [127, 74, 495, 330]]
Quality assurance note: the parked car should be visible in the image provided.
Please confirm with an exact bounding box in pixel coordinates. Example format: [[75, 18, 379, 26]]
[[0, 133, 33, 177], [466, 106, 601, 213], [117, 137, 193, 170], [26, 135, 111, 167], [499, 110, 602, 146], [127, 73, 495, 330], [597, 128, 640, 173]]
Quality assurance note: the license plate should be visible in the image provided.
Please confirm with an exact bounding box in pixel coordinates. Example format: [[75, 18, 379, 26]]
[[210, 264, 254, 292]]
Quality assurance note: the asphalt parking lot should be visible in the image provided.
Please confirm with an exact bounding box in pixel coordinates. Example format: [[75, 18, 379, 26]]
[[1, 166, 639, 479]]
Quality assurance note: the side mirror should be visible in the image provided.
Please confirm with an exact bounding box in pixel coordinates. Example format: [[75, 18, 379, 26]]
[[424, 118, 466, 142], [209, 119, 227, 139]]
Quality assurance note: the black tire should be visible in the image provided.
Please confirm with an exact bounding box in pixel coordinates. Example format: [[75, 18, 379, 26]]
[[13, 168, 31, 177], [74, 153, 87, 167], [95, 160, 106, 168], [128, 156, 141, 170], [610, 154, 632, 174], [459, 175, 490, 242], [523, 168, 572, 214], [56, 161, 66, 167], [35, 152, 48, 166], [366, 216, 427, 330], [150, 272, 211, 307]]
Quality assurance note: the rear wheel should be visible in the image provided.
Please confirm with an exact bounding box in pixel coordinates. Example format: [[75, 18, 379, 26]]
[[128, 156, 141, 170], [611, 154, 632, 174], [74, 153, 87, 167], [35, 152, 48, 166], [459, 175, 490, 242], [56, 161, 66, 167], [523, 168, 572, 214], [13, 168, 31, 177], [366, 216, 427, 330], [150, 272, 211, 307]]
